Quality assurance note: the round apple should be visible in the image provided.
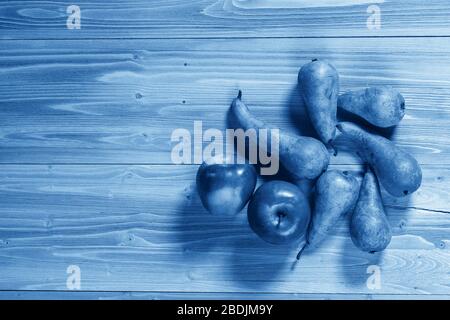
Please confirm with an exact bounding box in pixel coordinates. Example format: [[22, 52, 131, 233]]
[[247, 180, 311, 245]]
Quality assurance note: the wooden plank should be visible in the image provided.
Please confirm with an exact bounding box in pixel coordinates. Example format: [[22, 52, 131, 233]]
[[0, 164, 448, 293], [0, 164, 448, 213], [1, 38, 450, 165], [0, 291, 449, 300], [2, 1, 450, 39]]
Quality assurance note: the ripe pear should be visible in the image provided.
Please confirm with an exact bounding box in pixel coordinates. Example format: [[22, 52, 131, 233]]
[[350, 169, 392, 253], [336, 122, 422, 197], [308, 170, 360, 247], [296, 170, 359, 259], [229, 91, 330, 180], [298, 59, 339, 145], [338, 86, 405, 127]]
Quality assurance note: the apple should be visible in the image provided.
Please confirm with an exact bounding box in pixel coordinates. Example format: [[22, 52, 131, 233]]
[[247, 181, 311, 244], [196, 161, 257, 215]]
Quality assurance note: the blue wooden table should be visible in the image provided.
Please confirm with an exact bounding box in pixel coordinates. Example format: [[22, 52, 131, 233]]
[[0, 1, 449, 299]]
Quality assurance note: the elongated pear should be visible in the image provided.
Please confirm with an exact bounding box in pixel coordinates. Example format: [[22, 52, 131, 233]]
[[336, 122, 421, 197], [229, 91, 330, 180], [338, 86, 405, 127], [308, 170, 360, 247], [350, 169, 392, 253], [298, 59, 339, 145], [296, 170, 359, 259]]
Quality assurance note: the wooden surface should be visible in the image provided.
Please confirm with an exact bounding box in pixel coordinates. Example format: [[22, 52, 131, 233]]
[[2, 0, 450, 39], [0, 1, 449, 299]]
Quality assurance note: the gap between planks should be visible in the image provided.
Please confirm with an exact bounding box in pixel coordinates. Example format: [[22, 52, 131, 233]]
[[385, 206, 450, 215]]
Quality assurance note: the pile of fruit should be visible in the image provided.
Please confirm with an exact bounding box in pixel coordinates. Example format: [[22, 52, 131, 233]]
[[196, 59, 422, 259]]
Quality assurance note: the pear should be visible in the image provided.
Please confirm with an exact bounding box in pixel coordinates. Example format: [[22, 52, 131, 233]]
[[298, 59, 339, 145], [308, 170, 360, 247], [350, 169, 392, 253], [338, 86, 405, 128], [296, 170, 359, 259], [229, 91, 330, 180], [336, 122, 422, 197]]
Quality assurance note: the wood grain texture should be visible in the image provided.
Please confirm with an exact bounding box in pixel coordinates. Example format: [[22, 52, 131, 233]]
[[2, 0, 450, 39], [0, 164, 448, 294], [1, 0, 450, 299], [1, 291, 449, 300], [1, 38, 450, 165]]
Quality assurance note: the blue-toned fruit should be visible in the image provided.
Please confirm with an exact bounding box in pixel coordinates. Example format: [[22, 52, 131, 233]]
[[338, 86, 405, 128], [350, 169, 392, 253], [337, 122, 421, 197], [230, 91, 329, 180], [298, 59, 339, 145], [196, 159, 257, 215], [248, 181, 311, 245]]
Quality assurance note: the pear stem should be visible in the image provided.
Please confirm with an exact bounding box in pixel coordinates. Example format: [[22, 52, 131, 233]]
[[237, 90, 242, 100], [328, 141, 337, 157], [296, 243, 308, 260]]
